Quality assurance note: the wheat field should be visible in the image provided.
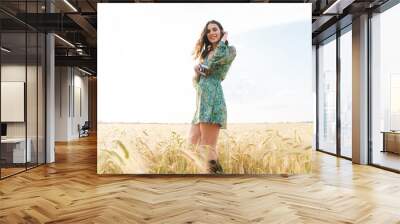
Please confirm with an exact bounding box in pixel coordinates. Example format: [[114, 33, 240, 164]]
[[97, 123, 313, 174]]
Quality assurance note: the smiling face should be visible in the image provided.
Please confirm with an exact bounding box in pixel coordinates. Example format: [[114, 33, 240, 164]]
[[206, 23, 222, 44]]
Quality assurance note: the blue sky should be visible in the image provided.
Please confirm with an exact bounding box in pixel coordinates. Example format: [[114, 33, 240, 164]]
[[98, 3, 313, 123]]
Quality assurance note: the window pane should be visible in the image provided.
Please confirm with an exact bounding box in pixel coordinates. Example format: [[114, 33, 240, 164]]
[[371, 3, 400, 171], [318, 36, 337, 154], [340, 29, 352, 158]]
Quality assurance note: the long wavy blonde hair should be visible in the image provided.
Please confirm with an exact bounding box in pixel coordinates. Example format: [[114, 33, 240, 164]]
[[192, 20, 228, 62]]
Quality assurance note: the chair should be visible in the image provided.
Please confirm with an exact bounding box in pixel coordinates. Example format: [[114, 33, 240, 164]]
[[79, 121, 90, 138]]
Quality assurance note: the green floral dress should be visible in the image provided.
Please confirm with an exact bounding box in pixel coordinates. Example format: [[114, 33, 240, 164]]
[[191, 40, 236, 129]]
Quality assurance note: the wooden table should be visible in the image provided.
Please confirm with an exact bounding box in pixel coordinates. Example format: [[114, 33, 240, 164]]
[[381, 131, 400, 154]]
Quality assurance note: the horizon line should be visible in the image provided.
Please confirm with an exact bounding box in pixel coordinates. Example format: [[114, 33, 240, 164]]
[[98, 121, 314, 124]]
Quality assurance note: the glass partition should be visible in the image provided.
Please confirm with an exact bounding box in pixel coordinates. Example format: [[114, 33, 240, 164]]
[[0, 1, 46, 179], [1, 31, 28, 177]]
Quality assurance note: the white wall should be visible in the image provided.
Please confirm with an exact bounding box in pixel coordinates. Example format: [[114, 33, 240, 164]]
[[1, 66, 26, 139], [71, 72, 89, 138], [55, 67, 89, 141], [55, 66, 70, 141], [1, 65, 39, 138]]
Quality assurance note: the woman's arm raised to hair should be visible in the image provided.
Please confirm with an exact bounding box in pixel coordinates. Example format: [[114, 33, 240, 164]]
[[207, 41, 236, 73]]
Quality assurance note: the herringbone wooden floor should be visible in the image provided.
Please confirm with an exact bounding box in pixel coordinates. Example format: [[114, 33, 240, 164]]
[[1, 135, 400, 224]]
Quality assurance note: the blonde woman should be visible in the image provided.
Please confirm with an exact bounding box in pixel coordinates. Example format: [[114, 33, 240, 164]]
[[188, 20, 236, 174]]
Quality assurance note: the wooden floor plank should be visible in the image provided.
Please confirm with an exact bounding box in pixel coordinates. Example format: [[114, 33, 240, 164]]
[[0, 134, 399, 223]]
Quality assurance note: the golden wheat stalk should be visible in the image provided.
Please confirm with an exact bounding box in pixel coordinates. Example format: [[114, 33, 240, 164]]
[[97, 123, 313, 174]]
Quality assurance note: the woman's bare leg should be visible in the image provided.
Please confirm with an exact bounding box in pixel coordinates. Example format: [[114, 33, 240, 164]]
[[187, 124, 201, 147], [199, 123, 220, 162]]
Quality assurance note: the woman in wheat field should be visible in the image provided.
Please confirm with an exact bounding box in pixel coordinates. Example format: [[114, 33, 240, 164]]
[[188, 20, 236, 174]]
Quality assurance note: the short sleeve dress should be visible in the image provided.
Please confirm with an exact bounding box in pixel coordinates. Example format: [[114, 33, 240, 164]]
[[191, 40, 236, 129]]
